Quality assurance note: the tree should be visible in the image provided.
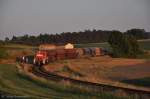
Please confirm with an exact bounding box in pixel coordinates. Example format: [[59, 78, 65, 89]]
[[12, 36, 17, 41], [5, 37, 9, 42], [108, 31, 142, 58], [108, 31, 125, 57], [125, 29, 148, 39], [9, 29, 112, 45]]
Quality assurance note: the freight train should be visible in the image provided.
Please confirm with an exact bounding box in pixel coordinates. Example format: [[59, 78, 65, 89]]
[[33, 48, 107, 66]]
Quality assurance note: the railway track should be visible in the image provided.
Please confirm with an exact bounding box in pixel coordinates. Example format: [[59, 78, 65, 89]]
[[32, 66, 150, 99]]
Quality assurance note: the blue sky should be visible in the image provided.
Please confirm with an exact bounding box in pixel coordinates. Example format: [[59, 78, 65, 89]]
[[0, 0, 150, 40]]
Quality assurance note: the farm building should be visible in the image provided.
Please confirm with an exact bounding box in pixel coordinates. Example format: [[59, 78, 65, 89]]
[[65, 43, 74, 49], [39, 44, 56, 50]]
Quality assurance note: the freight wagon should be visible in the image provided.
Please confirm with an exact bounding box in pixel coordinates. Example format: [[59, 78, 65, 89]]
[[33, 47, 107, 66], [82, 47, 106, 57]]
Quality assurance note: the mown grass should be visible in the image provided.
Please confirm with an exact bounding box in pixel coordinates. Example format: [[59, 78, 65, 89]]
[[1, 43, 38, 51], [2, 43, 36, 49], [75, 42, 110, 48], [0, 64, 128, 99]]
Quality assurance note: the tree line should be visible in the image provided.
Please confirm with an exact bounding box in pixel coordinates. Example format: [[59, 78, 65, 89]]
[[4, 28, 150, 45]]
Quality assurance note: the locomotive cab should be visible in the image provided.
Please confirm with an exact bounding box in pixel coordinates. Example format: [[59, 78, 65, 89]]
[[33, 51, 49, 66]]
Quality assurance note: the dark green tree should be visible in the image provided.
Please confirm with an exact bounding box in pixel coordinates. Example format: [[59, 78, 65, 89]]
[[108, 31, 142, 58], [5, 37, 9, 42], [125, 29, 148, 39], [12, 36, 17, 41]]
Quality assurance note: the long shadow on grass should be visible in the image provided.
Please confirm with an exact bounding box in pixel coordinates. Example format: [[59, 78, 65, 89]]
[[122, 77, 150, 88], [16, 73, 125, 99], [17, 73, 98, 96]]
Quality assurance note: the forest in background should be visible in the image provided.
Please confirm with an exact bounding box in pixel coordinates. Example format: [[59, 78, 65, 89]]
[[2, 28, 150, 45]]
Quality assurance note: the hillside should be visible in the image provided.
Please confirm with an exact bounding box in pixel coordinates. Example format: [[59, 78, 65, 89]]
[[0, 44, 128, 99]]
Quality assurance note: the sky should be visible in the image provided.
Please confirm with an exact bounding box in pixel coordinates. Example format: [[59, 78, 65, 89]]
[[0, 0, 150, 40]]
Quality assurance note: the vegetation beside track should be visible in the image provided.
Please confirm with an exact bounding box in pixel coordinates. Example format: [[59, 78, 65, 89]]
[[0, 64, 128, 99]]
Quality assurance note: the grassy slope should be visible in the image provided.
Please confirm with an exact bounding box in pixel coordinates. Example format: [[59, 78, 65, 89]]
[[0, 41, 149, 98], [0, 64, 127, 99]]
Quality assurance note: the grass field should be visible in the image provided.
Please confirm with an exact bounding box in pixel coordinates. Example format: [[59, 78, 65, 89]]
[[44, 56, 150, 87], [0, 44, 36, 60], [75, 40, 150, 51], [2, 44, 36, 49], [0, 64, 128, 99], [75, 42, 110, 48], [2, 39, 150, 51], [0, 40, 149, 98]]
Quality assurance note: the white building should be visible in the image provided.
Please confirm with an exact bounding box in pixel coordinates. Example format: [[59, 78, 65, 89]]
[[65, 43, 74, 49]]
